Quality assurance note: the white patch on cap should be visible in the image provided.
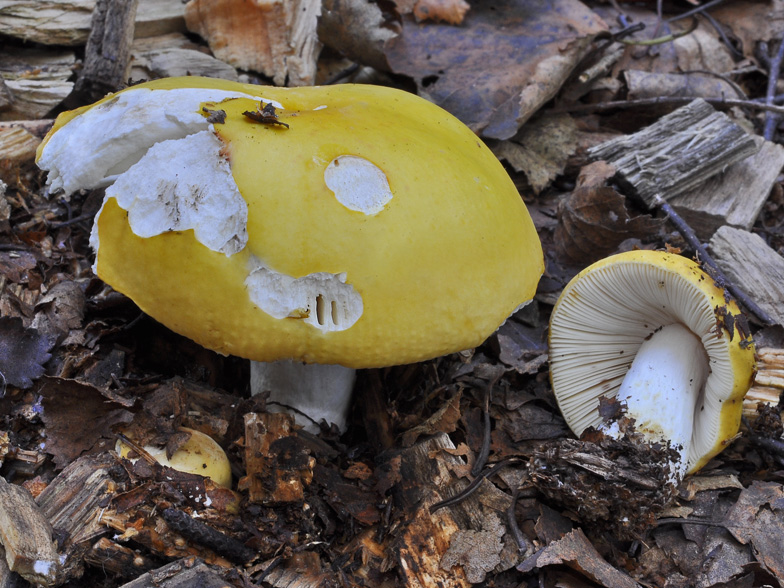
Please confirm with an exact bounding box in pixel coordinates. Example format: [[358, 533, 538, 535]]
[[324, 155, 392, 215], [39, 87, 275, 196], [91, 130, 247, 257], [246, 256, 363, 332]]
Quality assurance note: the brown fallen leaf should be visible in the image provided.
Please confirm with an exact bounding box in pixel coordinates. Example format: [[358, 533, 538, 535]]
[[724, 481, 784, 584], [555, 185, 663, 264], [401, 387, 462, 447], [384, 0, 607, 139], [0, 316, 55, 389], [493, 113, 578, 194], [518, 528, 638, 588], [39, 377, 133, 469]]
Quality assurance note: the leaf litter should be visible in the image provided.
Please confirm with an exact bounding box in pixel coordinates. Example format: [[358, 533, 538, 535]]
[[1, 0, 784, 587]]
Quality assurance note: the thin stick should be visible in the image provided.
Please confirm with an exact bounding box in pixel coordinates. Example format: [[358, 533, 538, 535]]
[[554, 95, 784, 116], [655, 197, 776, 326]]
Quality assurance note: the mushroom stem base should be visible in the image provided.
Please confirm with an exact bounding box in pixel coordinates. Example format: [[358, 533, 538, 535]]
[[250, 360, 356, 434]]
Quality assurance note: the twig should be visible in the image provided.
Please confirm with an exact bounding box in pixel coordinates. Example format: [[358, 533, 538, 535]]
[[161, 507, 257, 563], [617, 18, 697, 46], [655, 197, 776, 326], [554, 95, 784, 116], [764, 40, 784, 140], [665, 0, 726, 23]]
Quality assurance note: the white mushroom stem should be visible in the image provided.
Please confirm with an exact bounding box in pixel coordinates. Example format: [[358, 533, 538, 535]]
[[250, 360, 356, 434], [599, 323, 709, 480]]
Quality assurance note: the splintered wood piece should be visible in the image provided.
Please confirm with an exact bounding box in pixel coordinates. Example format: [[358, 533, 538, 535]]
[[0, 476, 59, 586], [709, 226, 784, 327], [184, 0, 322, 86], [744, 347, 784, 419], [0, 126, 41, 171], [35, 452, 124, 582], [85, 537, 156, 579], [0, 0, 185, 46], [243, 412, 315, 504], [382, 432, 518, 587], [72, 0, 139, 104], [118, 557, 229, 588], [669, 136, 784, 239], [0, 50, 75, 121], [588, 99, 759, 208], [130, 34, 239, 82]]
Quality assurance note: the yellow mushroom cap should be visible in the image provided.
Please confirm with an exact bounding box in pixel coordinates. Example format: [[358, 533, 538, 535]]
[[116, 428, 232, 488], [37, 77, 543, 368], [548, 250, 756, 473]]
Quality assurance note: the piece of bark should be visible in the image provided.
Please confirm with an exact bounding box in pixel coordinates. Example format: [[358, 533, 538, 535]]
[[380, 432, 520, 587], [625, 70, 741, 102], [0, 126, 41, 185], [744, 347, 784, 419], [184, 0, 322, 86], [709, 226, 784, 326], [588, 99, 760, 208], [242, 412, 315, 504], [71, 0, 139, 105], [129, 33, 239, 81], [0, 547, 22, 588], [84, 538, 156, 579], [318, 0, 397, 73], [118, 558, 228, 588], [35, 453, 125, 583], [668, 136, 784, 239], [0, 0, 185, 46], [0, 476, 59, 586], [0, 50, 75, 121]]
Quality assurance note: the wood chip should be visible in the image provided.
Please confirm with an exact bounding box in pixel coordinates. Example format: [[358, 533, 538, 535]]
[[242, 412, 315, 504], [0, 50, 75, 121], [184, 0, 322, 86], [118, 557, 229, 588], [588, 99, 760, 208], [0, 476, 59, 586], [0, 0, 186, 46], [669, 135, 784, 239], [708, 226, 784, 327]]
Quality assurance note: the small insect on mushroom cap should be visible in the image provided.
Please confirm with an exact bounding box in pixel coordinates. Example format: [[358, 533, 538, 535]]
[[36, 76, 544, 369]]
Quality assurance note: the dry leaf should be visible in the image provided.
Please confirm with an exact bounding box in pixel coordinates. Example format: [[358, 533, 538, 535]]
[[724, 481, 784, 583], [401, 388, 462, 447], [39, 377, 133, 469], [384, 0, 607, 139], [555, 186, 663, 264], [0, 316, 55, 389], [493, 113, 578, 194], [518, 528, 639, 588]]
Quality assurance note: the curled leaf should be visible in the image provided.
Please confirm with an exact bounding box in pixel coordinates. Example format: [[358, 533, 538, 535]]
[[0, 316, 55, 389]]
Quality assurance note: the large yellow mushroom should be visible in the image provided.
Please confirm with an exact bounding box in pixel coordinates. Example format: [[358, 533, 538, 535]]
[[37, 77, 543, 432]]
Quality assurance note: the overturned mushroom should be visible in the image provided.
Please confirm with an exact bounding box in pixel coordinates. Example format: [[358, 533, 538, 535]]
[[37, 77, 543, 433], [549, 250, 756, 483]]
